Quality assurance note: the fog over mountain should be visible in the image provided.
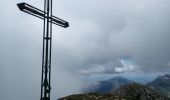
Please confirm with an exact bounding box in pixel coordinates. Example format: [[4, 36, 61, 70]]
[[1, 0, 170, 100]]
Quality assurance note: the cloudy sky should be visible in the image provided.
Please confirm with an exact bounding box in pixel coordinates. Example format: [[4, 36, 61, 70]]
[[1, 0, 170, 100]]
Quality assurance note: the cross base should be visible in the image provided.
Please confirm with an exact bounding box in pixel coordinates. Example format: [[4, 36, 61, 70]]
[[41, 97, 50, 100]]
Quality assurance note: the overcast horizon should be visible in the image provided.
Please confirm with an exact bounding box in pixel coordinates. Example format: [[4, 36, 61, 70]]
[[1, 0, 170, 100]]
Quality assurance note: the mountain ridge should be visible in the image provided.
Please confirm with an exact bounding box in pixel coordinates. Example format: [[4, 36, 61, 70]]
[[58, 83, 170, 100]]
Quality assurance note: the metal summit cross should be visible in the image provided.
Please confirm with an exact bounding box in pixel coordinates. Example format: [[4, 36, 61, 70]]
[[17, 0, 69, 100]]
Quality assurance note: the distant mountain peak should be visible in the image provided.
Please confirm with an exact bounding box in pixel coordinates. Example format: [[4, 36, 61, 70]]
[[147, 74, 170, 87], [147, 74, 170, 97], [83, 76, 133, 93]]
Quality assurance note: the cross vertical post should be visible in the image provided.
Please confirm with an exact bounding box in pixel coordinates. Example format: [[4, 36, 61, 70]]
[[41, 0, 52, 100], [17, 0, 69, 100]]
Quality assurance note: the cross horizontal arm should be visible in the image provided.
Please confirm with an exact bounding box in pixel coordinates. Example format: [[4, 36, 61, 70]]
[[17, 2, 69, 28]]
